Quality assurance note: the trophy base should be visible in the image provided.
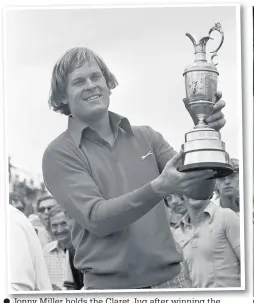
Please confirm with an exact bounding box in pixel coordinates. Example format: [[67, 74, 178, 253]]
[[178, 162, 234, 179], [179, 127, 234, 179]]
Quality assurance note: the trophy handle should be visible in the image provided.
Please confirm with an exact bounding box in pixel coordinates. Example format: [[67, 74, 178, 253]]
[[208, 22, 224, 54], [211, 53, 218, 66]]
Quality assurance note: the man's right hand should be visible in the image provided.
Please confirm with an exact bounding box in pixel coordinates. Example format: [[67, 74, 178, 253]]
[[151, 150, 215, 197]]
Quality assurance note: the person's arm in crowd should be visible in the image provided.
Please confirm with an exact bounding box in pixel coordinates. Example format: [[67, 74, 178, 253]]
[[223, 208, 240, 261], [10, 220, 37, 291]]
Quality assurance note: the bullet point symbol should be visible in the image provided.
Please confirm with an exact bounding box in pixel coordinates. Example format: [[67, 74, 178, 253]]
[[4, 299, 10, 303]]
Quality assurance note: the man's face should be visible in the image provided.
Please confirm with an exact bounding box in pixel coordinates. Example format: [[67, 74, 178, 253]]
[[37, 198, 58, 227], [64, 60, 110, 123], [49, 211, 71, 243], [166, 194, 187, 215], [11, 200, 25, 213], [216, 171, 239, 200]]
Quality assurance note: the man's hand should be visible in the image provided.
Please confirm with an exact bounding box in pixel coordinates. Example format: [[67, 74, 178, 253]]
[[151, 150, 215, 198], [183, 91, 226, 131], [205, 92, 226, 131]]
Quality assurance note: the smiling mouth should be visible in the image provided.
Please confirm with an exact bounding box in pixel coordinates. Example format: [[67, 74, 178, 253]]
[[84, 94, 101, 102], [55, 232, 68, 238]]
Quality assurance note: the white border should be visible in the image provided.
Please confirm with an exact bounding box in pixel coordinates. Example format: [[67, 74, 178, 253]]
[[2, 2, 246, 296]]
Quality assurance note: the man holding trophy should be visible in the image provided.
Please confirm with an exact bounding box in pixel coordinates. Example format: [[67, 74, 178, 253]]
[[42, 23, 231, 289]]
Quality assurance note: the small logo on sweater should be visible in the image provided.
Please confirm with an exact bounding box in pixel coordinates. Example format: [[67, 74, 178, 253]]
[[141, 150, 153, 160]]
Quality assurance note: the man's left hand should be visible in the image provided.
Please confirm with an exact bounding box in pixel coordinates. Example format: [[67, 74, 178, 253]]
[[205, 91, 226, 131]]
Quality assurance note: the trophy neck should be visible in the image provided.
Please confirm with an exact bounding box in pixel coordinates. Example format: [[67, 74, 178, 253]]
[[194, 52, 207, 62], [186, 34, 210, 63], [194, 121, 212, 129]]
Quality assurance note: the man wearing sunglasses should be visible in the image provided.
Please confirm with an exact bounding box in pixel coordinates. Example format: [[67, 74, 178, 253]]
[[34, 195, 59, 247], [37, 195, 59, 228]]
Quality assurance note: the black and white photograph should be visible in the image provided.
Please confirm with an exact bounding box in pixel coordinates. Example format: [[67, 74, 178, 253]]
[[4, 4, 243, 293]]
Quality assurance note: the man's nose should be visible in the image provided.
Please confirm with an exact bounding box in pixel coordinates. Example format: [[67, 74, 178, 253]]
[[84, 78, 95, 89], [56, 225, 64, 233], [223, 176, 231, 184], [172, 198, 181, 205]]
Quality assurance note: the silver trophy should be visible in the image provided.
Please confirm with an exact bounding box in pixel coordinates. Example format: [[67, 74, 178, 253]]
[[178, 23, 234, 178]]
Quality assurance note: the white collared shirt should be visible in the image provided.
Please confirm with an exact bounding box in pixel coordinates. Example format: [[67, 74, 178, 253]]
[[44, 240, 74, 290], [172, 202, 240, 288], [9, 205, 52, 291]]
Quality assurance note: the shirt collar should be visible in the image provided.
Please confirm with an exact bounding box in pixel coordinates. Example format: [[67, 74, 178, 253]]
[[202, 201, 217, 223], [178, 201, 216, 229], [178, 212, 191, 229], [44, 240, 60, 253], [68, 111, 134, 147]]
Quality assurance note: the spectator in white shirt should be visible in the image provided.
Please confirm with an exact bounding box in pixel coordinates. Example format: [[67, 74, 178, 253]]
[[9, 205, 52, 291], [44, 205, 83, 290]]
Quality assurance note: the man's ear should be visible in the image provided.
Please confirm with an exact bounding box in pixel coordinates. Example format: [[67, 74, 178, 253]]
[[62, 98, 68, 105]]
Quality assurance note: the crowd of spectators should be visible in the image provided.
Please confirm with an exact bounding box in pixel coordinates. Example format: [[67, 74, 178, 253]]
[[9, 158, 240, 291]]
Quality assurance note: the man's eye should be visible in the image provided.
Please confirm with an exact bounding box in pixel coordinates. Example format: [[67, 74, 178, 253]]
[[73, 79, 84, 85], [92, 74, 101, 80]]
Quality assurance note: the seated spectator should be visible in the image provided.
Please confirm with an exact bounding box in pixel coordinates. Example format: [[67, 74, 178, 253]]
[[9, 192, 26, 214], [44, 205, 83, 290], [173, 195, 240, 288], [34, 195, 58, 247], [216, 158, 240, 214], [9, 205, 52, 291]]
